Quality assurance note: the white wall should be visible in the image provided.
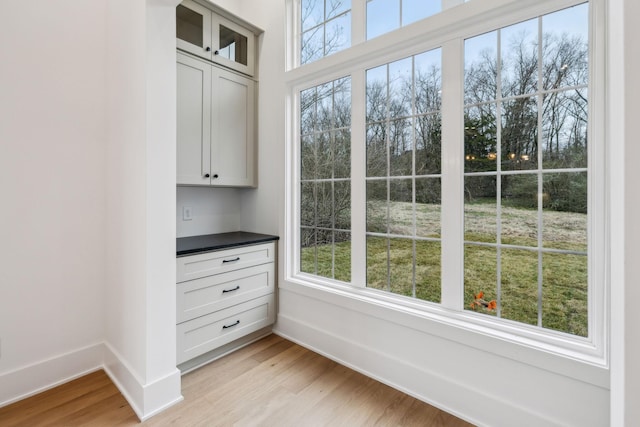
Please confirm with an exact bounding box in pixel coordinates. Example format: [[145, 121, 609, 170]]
[[611, 0, 640, 423], [177, 187, 241, 237], [105, 0, 182, 419], [0, 0, 107, 405]]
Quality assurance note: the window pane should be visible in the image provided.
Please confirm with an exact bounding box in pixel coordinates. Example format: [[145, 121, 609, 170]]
[[501, 174, 538, 247], [465, 176, 497, 243], [367, 180, 387, 233], [300, 135, 316, 180], [415, 49, 442, 114], [501, 18, 538, 98], [300, 88, 316, 135], [415, 240, 441, 303], [301, 27, 324, 65], [366, 65, 388, 122], [403, 0, 441, 26], [367, 236, 388, 290], [415, 113, 441, 175], [389, 238, 414, 297], [300, 182, 315, 226], [367, 0, 400, 40], [389, 118, 412, 176], [542, 89, 588, 169], [415, 178, 441, 238], [315, 229, 334, 278], [334, 231, 352, 282], [464, 31, 497, 104], [542, 4, 589, 90], [500, 248, 539, 326], [327, 0, 351, 20], [334, 129, 351, 178], [325, 12, 351, 56], [389, 179, 413, 235], [542, 172, 587, 251], [501, 97, 538, 171], [334, 180, 351, 230], [301, 228, 316, 274], [317, 132, 332, 178], [464, 104, 497, 173], [334, 77, 352, 128], [465, 245, 497, 315], [316, 181, 333, 228], [301, 0, 324, 31], [366, 123, 387, 177], [542, 253, 588, 336], [389, 57, 413, 118]]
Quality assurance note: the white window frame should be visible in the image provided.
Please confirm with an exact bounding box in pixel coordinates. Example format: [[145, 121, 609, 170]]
[[284, 0, 607, 379]]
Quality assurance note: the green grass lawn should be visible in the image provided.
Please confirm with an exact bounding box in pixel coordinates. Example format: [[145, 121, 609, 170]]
[[301, 201, 588, 337]]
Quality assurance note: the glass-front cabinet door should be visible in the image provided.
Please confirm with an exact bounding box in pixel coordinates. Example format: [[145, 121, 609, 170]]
[[176, 0, 256, 76], [176, 0, 212, 58]]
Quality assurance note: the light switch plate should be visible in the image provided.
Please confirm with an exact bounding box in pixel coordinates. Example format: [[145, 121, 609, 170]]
[[183, 206, 193, 221]]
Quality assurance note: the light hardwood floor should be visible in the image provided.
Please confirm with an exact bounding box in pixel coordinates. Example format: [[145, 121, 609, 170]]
[[0, 335, 473, 426]]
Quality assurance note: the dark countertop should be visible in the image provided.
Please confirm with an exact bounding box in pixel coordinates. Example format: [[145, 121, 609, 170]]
[[177, 231, 279, 256]]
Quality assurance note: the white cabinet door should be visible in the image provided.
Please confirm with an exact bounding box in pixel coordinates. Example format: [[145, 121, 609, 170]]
[[211, 68, 256, 187], [176, 0, 213, 59], [211, 14, 256, 76], [177, 53, 256, 187], [177, 53, 212, 185]]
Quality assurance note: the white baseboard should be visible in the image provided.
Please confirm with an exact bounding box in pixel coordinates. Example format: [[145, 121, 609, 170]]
[[0, 343, 104, 408], [274, 314, 562, 427], [103, 342, 183, 421], [1, 342, 182, 422]]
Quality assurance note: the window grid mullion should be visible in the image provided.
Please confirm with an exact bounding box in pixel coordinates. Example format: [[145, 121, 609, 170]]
[[536, 15, 545, 328]]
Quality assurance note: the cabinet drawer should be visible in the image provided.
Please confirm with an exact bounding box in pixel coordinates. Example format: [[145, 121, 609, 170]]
[[177, 242, 275, 282], [177, 262, 274, 323], [176, 294, 275, 364]]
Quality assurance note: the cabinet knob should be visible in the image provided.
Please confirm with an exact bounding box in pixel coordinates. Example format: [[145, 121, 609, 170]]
[[213, 174, 219, 179], [214, 50, 219, 55], [205, 46, 211, 52], [204, 173, 210, 178]]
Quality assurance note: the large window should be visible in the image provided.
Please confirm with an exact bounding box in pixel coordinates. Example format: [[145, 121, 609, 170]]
[[291, 0, 602, 360]]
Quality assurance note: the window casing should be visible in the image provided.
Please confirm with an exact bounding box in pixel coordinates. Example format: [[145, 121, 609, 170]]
[[287, 0, 606, 366]]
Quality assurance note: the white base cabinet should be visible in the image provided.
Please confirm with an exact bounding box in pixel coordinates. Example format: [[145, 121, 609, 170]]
[[176, 242, 276, 365]]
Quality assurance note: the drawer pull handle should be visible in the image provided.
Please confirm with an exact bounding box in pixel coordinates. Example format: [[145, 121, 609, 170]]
[[222, 320, 240, 329], [222, 286, 240, 293], [222, 257, 240, 264]]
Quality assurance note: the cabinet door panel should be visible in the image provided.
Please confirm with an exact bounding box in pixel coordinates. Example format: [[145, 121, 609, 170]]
[[211, 69, 255, 187], [211, 14, 255, 76], [177, 53, 211, 185], [176, 0, 213, 59]]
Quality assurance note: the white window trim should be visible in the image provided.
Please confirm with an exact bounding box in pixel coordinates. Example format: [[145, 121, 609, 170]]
[[284, 0, 608, 384]]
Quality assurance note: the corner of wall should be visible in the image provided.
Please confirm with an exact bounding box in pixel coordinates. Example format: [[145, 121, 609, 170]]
[[103, 342, 183, 421]]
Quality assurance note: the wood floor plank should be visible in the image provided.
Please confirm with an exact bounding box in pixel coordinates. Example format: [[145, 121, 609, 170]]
[[0, 335, 474, 426]]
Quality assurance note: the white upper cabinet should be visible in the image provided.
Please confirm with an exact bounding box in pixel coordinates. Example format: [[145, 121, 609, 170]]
[[177, 52, 256, 187], [176, 0, 257, 77]]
